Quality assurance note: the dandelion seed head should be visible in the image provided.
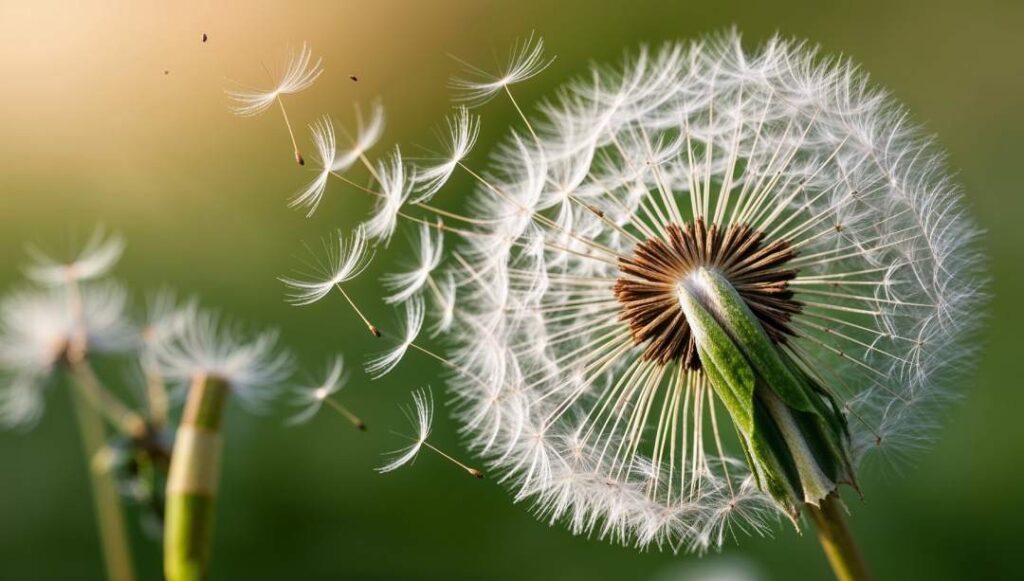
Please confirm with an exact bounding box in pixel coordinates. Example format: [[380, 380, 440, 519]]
[[0, 282, 135, 376], [154, 309, 293, 412], [439, 33, 984, 552], [0, 281, 136, 429]]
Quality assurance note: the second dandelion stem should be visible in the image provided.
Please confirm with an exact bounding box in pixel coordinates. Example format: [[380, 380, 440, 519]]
[[807, 494, 872, 581], [164, 374, 228, 581]]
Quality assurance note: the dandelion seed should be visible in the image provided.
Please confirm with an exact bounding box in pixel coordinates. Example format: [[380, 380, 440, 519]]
[[280, 227, 379, 337], [287, 355, 365, 429], [362, 146, 412, 245], [377, 387, 483, 478], [332, 100, 386, 175], [449, 32, 554, 106], [289, 116, 337, 216], [428, 270, 457, 337], [226, 42, 323, 165], [24, 228, 125, 286], [365, 295, 424, 379], [382, 222, 443, 304], [412, 106, 480, 204]]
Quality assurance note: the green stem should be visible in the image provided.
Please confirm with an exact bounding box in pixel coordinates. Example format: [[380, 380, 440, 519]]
[[69, 378, 136, 581], [164, 374, 228, 581], [807, 495, 872, 581]]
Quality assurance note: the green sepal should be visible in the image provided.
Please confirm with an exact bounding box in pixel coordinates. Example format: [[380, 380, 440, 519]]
[[677, 267, 857, 513]]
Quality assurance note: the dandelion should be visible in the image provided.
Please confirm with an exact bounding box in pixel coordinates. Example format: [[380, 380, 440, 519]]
[[227, 42, 323, 165], [24, 228, 125, 286], [377, 387, 483, 478], [280, 226, 379, 337], [154, 309, 293, 412], [382, 222, 444, 304], [158, 308, 294, 581], [418, 33, 985, 573], [287, 354, 365, 430], [0, 282, 135, 377]]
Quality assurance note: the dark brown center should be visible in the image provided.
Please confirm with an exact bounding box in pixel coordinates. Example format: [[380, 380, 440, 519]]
[[612, 218, 801, 370]]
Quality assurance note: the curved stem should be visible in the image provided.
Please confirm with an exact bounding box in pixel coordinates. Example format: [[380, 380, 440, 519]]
[[70, 380, 136, 581], [806, 495, 872, 581]]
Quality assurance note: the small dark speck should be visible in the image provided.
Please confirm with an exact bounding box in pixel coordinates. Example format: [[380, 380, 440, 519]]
[[349, 75, 359, 82], [202, 33, 208, 42], [163, 70, 169, 75]]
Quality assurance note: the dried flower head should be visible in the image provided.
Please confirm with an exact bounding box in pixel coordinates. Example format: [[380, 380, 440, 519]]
[[429, 33, 983, 552]]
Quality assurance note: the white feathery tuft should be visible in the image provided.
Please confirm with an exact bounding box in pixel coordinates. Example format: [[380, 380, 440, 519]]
[[381, 223, 444, 304], [289, 116, 338, 216], [376, 387, 433, 473], [362, 146, 412, 245], [449, 32, 555, 106], [24, 228, 125, 286], [226, 42, 323, 117], [153, 309, 293, 412], [280, 226, 374, 306], [365, 295, 424, 379], [334, 100, 386, 172], [411, 107, 480, 203], [286, 354, 347, 425]]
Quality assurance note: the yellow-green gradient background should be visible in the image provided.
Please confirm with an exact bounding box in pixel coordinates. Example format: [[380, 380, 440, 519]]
[[1, 1, 1021, 579]]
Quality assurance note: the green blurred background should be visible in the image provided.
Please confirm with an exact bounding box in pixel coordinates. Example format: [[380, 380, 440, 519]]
[[1, 1, 1022, 579]]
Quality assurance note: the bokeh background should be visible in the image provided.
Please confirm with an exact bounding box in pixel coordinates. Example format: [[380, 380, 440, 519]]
[[2, 1, 1022, 579]]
